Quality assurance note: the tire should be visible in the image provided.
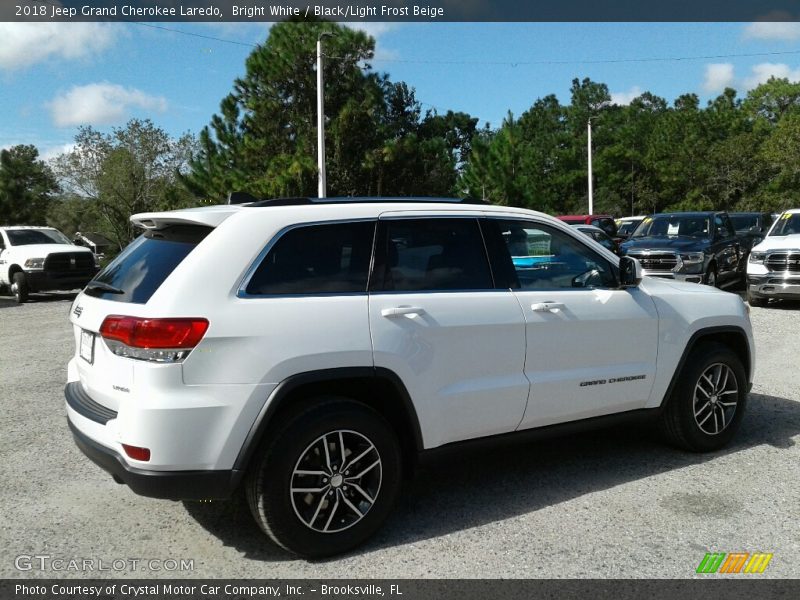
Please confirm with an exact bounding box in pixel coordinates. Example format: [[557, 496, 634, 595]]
[[659, 342, 747, 452], [11, 272, 29, 304], [747, 290, 768, 307], [704, 265, 718, 288], [245, 397, 402, 558]]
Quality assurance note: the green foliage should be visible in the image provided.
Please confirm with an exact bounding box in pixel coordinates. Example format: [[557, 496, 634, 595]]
[[52, 119, 197, 249], [183, 20, 477, 200], [464, 78, 800, 216], [0, 145, 59, 225]]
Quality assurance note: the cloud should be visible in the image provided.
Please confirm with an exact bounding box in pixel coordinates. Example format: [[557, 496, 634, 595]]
[[703, 63, 736, 93], [47, 83, 168, 128], [610, 86, 643, 106], [743, 62, 800, 89], [701, 62, 800, 94], [743, 20, 800, 41], [0, 23, 115, 71], [40, 143, 77, 162]]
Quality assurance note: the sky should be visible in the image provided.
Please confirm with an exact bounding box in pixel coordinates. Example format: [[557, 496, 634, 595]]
[[3, 20, 800, 160]]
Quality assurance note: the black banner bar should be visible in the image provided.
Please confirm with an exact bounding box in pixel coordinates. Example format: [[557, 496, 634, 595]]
[[6, 0, 800, 22], [3, 580, 800, 600]]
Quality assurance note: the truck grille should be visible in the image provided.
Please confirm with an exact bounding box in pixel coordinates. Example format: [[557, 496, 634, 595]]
[[629, 252, 679, 271], [44, 252, 94, 274], [765, 251, 800, 273]]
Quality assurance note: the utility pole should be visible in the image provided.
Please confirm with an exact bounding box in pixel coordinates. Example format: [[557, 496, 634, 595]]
[[317, 32, 334, 198], [587, 118, 594, 214]]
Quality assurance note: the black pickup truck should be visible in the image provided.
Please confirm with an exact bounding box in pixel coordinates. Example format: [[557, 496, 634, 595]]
[[619, 211, 746, 287]]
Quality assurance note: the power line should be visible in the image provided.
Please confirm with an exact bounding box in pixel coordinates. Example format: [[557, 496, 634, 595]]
[[131, 22, 260, 48], [328, 47, 800, 67]]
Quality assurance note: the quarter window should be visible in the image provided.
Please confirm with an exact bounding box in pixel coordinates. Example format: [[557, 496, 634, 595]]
[[245, 221, 375, 295], [375, 218, 493, 292], [492, 219, 616, 290]]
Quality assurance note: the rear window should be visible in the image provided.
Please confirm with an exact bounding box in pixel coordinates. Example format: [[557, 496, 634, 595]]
[[84, 225, 211, 303], [244, 221, 376, 295]]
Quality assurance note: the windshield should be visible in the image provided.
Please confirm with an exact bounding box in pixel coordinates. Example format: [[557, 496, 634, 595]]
[[729, 215, 759, 231], [769, 213, 800, 237], [6, 228, 71, 246], [617, 220, 642, 236], [632, 215, 711, 239]]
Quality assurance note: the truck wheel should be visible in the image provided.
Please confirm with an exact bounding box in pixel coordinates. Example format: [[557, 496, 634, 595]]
[[747, 290, 767, 307], [704, 266, 718, 288], [659, 342, 747, 452], [11, 272, 29, 304], [245, 397, 402, 558]]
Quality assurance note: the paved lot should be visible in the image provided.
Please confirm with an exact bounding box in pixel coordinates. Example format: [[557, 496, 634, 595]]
[[1, 291, 799, 579]]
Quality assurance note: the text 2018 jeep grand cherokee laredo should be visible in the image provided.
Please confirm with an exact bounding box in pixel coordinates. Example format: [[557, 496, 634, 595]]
[[65, 198, 754, 558]]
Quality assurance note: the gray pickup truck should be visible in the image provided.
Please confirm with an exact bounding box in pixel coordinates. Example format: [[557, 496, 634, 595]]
[[619, 211, 746, 287]]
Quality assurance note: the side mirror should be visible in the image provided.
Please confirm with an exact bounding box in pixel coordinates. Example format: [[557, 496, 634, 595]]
[[749, 225, 761, 233], [72, 238, 84, 246], [619, 256, 642, 288]]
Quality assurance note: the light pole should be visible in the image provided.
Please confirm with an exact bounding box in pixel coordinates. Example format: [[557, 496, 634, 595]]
[[316, 32, 334, 198], [587, 118, 594, 214]]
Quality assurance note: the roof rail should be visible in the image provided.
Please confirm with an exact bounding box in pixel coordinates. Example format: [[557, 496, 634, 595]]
[[236, 196, 489, 208]]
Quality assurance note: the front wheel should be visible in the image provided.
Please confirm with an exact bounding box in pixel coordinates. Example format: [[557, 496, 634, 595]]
[[660, 342, 747, 452], [245, 398, 402, 558], [12, 272, 29, 303]]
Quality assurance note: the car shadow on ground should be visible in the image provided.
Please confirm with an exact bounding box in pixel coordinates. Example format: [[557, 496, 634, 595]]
[[183, 391, 800, 562]]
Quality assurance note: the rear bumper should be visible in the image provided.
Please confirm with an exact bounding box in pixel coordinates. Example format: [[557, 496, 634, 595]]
[[68, 421, 241, 500], [747, 274, 800, 299], [65, 382, 242, 500], [27, 269, 96, 292]]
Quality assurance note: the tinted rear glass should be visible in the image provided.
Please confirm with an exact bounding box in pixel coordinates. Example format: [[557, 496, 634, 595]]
[[376, 218, 493, 292], [84, 225, 211, 303], [245, 221, 376, 295]]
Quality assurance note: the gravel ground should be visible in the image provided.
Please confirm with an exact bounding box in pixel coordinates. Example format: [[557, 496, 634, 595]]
[[0, 291, 799, 579]]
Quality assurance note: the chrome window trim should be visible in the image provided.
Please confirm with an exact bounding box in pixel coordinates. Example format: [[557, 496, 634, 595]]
[[236, 218, 377, 299]]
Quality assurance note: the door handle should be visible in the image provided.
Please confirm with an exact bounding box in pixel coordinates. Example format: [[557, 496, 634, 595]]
[[531, 302, 566, 313], [381, 306, 426, 318]]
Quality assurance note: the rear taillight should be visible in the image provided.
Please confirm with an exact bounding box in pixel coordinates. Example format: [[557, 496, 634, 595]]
[[99, 316, 208, 363]]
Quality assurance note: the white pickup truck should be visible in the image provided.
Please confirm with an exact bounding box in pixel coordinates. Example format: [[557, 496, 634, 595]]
[[746, 209, 800, 306], [0, 226, 98, 303]]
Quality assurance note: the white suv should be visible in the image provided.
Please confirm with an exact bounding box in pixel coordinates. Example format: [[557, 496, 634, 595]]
[[65, 198, 754, 557]]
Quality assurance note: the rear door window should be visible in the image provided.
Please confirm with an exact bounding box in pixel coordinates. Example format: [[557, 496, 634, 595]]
[[373, 218, 493, 292], [244, 221, 376, 295], [85, 225, 212, 304]]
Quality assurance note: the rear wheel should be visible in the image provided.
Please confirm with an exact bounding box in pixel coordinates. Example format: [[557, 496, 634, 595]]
[[245, 397, 402, 558], [11, 272, 29, 304], [660, 342, 747, 452]]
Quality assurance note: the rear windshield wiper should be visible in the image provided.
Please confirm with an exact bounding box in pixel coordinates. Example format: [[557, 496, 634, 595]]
[[85, 281, 125, 295]]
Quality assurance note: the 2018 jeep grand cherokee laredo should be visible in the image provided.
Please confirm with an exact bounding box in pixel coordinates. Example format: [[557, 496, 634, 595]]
[[65, 198, 754, 558]]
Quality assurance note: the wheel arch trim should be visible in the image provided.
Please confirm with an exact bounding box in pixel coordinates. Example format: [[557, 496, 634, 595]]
[[232, 367, 424, 475], [659, 325, 752, 409]]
